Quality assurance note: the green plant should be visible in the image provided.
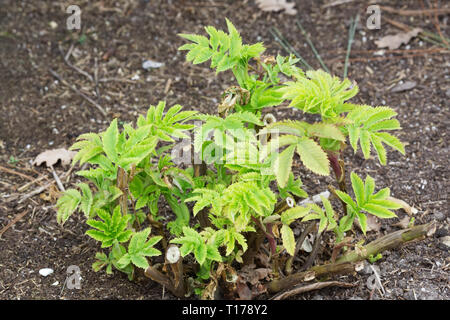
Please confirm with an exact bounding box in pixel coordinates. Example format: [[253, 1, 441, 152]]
[[56, 19, 408, 299], [8, 155, 19, 165]]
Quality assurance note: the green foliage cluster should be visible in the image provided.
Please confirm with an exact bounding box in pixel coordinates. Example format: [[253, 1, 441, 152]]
[[56, 20, 405, 298]]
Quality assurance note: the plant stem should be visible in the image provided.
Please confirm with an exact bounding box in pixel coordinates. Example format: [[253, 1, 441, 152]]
[[343, 14, 359, 79], [266, 222, 436, 293], [301, 230, 323, 271]]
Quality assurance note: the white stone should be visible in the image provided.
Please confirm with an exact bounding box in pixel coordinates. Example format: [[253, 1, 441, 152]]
[[142, 60, 164, 70], [39, 268, 54, 277]]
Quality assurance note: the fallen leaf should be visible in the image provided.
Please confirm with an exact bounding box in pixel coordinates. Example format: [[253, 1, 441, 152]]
[[33, 148, 76, 167], [236, 264, 272, 299], [374, 28, 422, 50], [366, 215, 381, 232], [39, 184, 60, 202], [239, 264, 272, 286], [236, 277, 253, 300], [391, 81, 417, 93], [255, 252, 271, 268], [255, 0, 297, 15], [301, 233, 314, 252], [393, 216, 411, 229]]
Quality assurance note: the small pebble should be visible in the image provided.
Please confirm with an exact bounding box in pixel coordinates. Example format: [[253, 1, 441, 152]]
[[39, 268, 54, 277], [440, 236, 450, 248], [142, 59, 164, 70], [433, 212, 445, 221]]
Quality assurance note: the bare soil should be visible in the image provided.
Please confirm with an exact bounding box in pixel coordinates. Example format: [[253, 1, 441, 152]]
[[0, 0, 448, 300]]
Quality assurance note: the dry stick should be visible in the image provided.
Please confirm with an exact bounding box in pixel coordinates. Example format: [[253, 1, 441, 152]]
[[301, 230, 323, 271], [432, 0, 449, 47], [328, 50, 449, 63], [379, 6, 450, 16], [296, 19, 330, 73], [94, 57, 102, 101], [60, 44, 94, 83], [321, 0, 356, 9], [326, 47, 447, 63], [50, 165, 65, 192], [384, 17, 450, 49], [18, 170, 70, 204], [64, 43, 74, 62], [270, 27, 313, 70], [17, 181, 54, 204], [18, 175, 46, 192], [271, 281, 356, 300], [0, 210, 29, 237], [285, 221, 316, 275], [48, 68, 107, 118], [0, 165, 35, 182], [268, 260, 362, 293], [266, 222, 436, 293]]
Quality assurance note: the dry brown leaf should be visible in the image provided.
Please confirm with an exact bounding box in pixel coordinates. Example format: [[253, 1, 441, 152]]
[[33, 148, 77, 167], [236, 277, 253, 300], [366, 215, 381, 232], [255, 252, 271, 268], [374, 28, 422, 50], [393, 216, 411, 229], [39, 184, 60, 202], [255, 0, 297, 15], [391, 80, 417, 93]]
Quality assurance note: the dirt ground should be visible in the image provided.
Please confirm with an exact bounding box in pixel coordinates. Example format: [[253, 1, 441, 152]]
[[0, 0, 448, 300]]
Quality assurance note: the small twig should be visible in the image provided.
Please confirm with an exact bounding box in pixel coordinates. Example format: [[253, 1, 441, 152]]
[[17, 175, 47, 192], [301, 230, 323, 271], [294, 221, 316, 257], [98, 77, 137, 84], [321, 0, 356, 9], [270, 27, 313, 70], [380, 5, 450, 16], [384, 17, 450, 49], [0, 165, 35, 181], [18, 170, 70, 204], [94, 57, 101, 100], [48, 68, 107, 117], [327, 50, 449, 63], [285, 221, 316, 275], [64, 44, 74, 62], [17, 182, 53, 204], [50, 165, 65, 192], [271, 281, 356, 300], [432, 0, 449, 47], [369, 264, 385, 295], [296, 19, 330, 73], [59, 44, 94, 83], [0, 210, 29, 237]]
